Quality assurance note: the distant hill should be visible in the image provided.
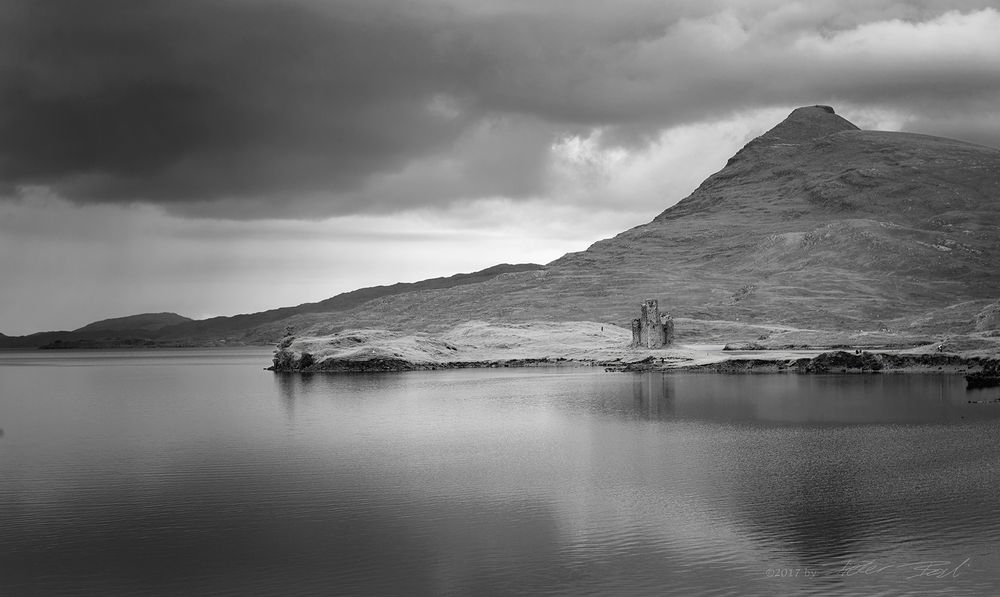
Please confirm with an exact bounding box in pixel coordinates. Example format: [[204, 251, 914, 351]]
[[74, 312, 192, 333], [0, 312, 191, 349]]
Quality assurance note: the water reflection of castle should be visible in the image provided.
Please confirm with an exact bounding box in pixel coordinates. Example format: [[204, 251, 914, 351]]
[[631, 373, 675, 419]]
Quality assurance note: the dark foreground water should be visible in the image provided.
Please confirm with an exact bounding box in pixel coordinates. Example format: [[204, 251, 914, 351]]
[[2, 349, 1000, 596]]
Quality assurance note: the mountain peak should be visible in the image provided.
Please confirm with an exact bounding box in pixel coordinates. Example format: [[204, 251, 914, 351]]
[[755, 105, 860, 145]]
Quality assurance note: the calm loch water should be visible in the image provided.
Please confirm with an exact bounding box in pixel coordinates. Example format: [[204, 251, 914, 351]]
[[2, 349, 1000, 596]]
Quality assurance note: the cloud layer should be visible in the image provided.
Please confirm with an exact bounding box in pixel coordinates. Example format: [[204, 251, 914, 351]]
[[2, 0, 999, 217]]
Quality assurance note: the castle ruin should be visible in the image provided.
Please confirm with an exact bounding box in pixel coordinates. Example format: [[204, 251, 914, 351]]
[[630, 299, 674, 349]]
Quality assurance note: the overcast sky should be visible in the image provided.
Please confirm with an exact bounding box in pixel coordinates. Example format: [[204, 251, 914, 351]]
[[1, 0, 999, 334]]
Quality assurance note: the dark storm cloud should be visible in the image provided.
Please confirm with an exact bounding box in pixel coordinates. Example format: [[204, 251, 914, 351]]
[[0, 0, 486, 208], [1, 0, 999, 217]]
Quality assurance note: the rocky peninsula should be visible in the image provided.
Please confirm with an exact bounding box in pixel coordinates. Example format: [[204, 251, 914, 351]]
[[266, 320, 1000, 386]]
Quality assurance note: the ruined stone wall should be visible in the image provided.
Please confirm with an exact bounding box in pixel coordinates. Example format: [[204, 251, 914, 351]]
[[642, 299, 663, 348], [631, 298, 671, 348]]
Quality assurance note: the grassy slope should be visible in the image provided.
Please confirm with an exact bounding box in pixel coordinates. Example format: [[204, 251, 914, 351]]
[[547, 108, 1000, 330], [151, 263, 545, 341], [285, 321, 635, 365]]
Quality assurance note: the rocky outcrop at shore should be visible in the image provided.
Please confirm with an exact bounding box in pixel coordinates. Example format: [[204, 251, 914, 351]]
[[269, 355, 571, 373], [674, 350, 999, 375]]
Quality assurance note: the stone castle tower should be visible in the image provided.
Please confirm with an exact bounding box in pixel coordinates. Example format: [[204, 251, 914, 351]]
[[630, 299, 674, 349]]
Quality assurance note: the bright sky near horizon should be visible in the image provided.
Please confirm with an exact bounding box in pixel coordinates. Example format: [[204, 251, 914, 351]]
[[1, 0, 999, 334]]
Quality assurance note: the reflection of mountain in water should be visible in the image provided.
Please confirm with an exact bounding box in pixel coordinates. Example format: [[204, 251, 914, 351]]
[[607, 372, 1000, 590], [276, 370, 997, 426], [628, 372, 988, 425], [258, 368, 1000, 595]]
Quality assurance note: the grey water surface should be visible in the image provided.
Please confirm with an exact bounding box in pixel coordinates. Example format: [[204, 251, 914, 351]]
[[1, 348, 999, 596]]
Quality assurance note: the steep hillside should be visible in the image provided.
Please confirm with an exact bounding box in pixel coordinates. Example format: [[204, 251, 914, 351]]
[[547, 105, 1000, 330]]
